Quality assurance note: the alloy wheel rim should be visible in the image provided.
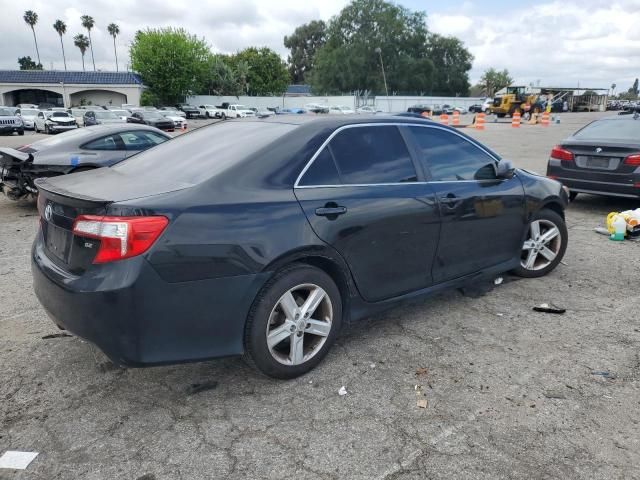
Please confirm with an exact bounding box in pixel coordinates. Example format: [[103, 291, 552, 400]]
[[521, 219, 562, 270], [266, 283, 333, 366]]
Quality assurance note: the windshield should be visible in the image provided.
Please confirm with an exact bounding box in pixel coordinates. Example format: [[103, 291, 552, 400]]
[[574, 119, 640, 142], [0, 108, 14, 116], [145, 112, 165, 120], [51, 112, 71, 118], [235, 105, 248, 110], [111, 110, 129, 116], [94, 111, 118, 119], [21, 109, 38, 116], [113, 121, 296, 184]]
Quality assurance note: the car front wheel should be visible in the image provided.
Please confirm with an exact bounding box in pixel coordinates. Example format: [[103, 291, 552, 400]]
[[244, 264, 342, 379], [512, 209, 567, 278]]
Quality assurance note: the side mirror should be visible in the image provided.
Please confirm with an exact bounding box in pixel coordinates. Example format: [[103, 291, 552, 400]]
[[495, 159, 515, 179]]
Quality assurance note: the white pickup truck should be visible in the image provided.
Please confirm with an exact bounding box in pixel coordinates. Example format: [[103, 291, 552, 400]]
[[218, 104, 256, 119]]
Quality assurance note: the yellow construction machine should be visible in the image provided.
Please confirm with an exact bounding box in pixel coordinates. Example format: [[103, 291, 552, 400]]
[[489, 86, 540, 117]]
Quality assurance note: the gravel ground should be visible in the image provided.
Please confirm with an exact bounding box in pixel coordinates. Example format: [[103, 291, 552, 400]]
[[0, 112, 639, 480]]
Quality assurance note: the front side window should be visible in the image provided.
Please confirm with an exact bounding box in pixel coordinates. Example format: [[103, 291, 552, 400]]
[[408, 126, 497, 181], [328, 126, 417, 184]]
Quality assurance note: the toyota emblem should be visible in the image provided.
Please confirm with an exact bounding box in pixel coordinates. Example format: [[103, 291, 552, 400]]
[[44, 203, 53, 221], [595, 147, 603, 153]]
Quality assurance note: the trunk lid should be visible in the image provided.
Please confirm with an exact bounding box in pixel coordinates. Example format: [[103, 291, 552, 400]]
[[561, 139, 640, 173]]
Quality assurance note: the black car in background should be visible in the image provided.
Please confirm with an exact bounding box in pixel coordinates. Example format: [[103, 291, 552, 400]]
[[546, 115, 640, 200], [175, 103, 200, 119], [127, 111, 175, 131], [32, 116, 568, 379], [407, 104, 431, 116]]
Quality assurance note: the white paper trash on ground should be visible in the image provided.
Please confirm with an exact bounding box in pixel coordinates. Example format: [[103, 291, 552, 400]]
[[0, 451, 39, 470]]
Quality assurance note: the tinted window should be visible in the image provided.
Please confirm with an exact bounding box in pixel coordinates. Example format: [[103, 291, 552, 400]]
[[82, 135, 121, 151], [409, 127, 496, 181], [328, 126, 417, 184], [574, 119, 640, 141], [299, 148, 341, 186], [119, 131, 168, 151], [113, 122, 296, 185]]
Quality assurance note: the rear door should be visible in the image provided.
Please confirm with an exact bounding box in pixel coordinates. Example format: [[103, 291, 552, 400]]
[[79, 134, 128, 166], [294, 124, 441, 302], [405, 125, 526, 283]]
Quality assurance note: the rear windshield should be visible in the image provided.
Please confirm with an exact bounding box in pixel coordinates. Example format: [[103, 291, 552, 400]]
[[112, 121, 296, 184], [574, 119, 640, 141]]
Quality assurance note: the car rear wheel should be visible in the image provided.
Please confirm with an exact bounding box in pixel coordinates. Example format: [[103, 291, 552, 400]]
[[244, 264, 342, 379], [569, 191, 578, 201], [512, 209, 567, 278]]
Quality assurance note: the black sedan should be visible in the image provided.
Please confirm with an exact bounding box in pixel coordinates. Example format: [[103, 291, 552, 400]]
[[546, 115, 640, 200], [175, 103, 200, 119], [127, 111, 175, 131], [32, 116, 569, 378]]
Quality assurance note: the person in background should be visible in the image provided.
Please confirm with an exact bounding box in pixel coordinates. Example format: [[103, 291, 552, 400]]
[[563, 100, 569, 112]]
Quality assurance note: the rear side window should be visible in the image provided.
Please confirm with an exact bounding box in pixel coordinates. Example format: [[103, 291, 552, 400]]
[[119, 131, 167, 151], [82, 135, 122, 151], [298, 148, 341, 186], [408, 127, 497, 181], [328, 126, 417, 184]]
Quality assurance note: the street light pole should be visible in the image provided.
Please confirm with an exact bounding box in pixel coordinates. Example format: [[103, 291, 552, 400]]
[[375, 47, 391, 113]]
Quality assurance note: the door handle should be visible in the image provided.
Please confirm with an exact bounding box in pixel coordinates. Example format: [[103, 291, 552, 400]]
[[315, 206, 347, 217], [440, 193, 462, 208]]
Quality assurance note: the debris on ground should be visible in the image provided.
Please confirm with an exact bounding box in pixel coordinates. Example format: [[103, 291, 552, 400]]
[[186, 381, 219, 395], [415, 384, 428, 408], [415, 367, 428, 377], [543, 389, 567, 399], [0, 451, 39, 470], [591, 370, 617, 380], [41, 333, 72, 339], [532, 303, 566, 314], [494, 277, 503, 285], [338, 386, 348, 396]]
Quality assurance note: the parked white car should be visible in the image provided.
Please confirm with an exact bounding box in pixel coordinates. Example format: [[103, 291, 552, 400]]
[[198, 104, 220, 118], [109, 109, 133, 121], [356, 105, 382, 114], [160, 111, 188, 129], [18, 108, 39, 129], [34, 111, 78, 134], [482, 98, 493, 113], [328, 105, 356, 114]]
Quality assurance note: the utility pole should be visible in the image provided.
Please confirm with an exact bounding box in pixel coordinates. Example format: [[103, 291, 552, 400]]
[[375, 47, 391, 113]]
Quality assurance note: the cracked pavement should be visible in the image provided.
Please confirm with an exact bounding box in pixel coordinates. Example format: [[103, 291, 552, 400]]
[[1, 112, 639, 479]]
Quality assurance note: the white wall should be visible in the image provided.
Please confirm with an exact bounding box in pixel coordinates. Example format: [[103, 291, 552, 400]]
[[187, 95, 486, 113]]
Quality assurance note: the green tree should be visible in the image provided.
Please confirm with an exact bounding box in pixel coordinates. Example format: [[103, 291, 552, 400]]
[[310, 0, 439, 95], [23, 10, 41, 67], [73, 34, 90, 71], [629, 78, 639, 96], [229, 47, 289, 96], [479, 68, 513, 97], [130, 28, 210, 104], [80, 15, 96, 71], [203, 54, 246, 96], [284, 20, 326, 84], [107, 23, 120, 71], [427, 34, 473, 96], [18, 56, 42, 70], [53, 20, 67, 71]]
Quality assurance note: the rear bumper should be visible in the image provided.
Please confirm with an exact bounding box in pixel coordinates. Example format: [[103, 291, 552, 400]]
[[547, 162, 640, 198], [32, 230, 270, 367]]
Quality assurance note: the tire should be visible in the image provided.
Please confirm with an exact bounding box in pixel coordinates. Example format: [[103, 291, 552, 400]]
[[44, 125, 50, 134], [222, 113, 227, 120], [569, 191, 578, 202], [511, 209, 568, 278], [243, 264, 342, 379], [18, 129, 24, 136], [34, 124, 39, 133], [497, 113, 506, 118], [206, 112, 211, 119]]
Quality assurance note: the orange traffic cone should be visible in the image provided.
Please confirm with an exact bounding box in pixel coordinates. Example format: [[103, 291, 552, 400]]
[[439, 113, 449, 126], [541, 112, 550, 127], [511, 111, 521, 128], [452, 110, 460, 126], [475, 112, 485, 130]]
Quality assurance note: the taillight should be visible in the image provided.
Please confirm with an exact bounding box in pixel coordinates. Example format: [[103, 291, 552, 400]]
[[72, 215, 168, 264], [624, 154, 640, 166], [550, 146, 574, 162]]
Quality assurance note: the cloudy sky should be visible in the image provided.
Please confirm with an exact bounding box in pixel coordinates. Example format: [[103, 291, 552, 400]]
[[3, 0, 640, 91]]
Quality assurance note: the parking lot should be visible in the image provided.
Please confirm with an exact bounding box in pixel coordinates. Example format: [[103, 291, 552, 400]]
[[1, 112, 639, 479]]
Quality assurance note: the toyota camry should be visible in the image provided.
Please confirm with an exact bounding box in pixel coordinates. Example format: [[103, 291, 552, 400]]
[[32, 116, 569, 378]]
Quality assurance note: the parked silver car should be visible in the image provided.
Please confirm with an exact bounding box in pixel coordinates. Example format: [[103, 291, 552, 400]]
[[34, 110, 77, 134], [0, 107, 24, 136], [0, 124, 170, 200]]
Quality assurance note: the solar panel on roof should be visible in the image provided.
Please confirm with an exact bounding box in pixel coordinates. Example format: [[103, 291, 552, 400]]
[[0, 70, 143, 85]]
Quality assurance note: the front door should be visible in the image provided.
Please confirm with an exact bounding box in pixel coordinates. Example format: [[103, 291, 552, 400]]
[[294, 125, 441, 302], [405, 125, 526, 283]]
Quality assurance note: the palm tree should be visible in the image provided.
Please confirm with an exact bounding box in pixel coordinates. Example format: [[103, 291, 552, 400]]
[[23, 10, 41, 67], [80, 15, 96, 71], [73, 34, 90, 71], [107, 23, 120, 72], [53, 20, 67, 71]]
